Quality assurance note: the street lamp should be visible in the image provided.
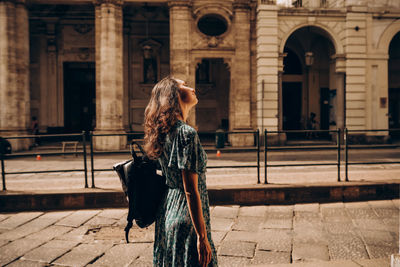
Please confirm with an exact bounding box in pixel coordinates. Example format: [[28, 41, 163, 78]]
[[305, 51, 314, 67]]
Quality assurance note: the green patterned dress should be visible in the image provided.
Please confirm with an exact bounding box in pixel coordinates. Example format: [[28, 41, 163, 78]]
[[153, 120, 218, 267]]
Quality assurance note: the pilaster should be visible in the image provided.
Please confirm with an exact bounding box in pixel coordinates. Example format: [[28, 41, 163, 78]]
[[256, 4, 279, 135], [0, 0, 30, 151], [93, 0, 126, 150], [345, 11, 367, 130], [168, 0, 193, 124]]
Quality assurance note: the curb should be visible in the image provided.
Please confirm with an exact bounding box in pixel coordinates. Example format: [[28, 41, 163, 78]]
[[0, 181, 399, 211]]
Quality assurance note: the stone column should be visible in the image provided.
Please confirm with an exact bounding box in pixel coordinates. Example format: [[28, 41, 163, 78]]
[[93, 0, 126, 150], [256, 3, 279, 144], [230, 0, 253, 146], [0, 0, 30, 151], [168, 0, 193, 124]]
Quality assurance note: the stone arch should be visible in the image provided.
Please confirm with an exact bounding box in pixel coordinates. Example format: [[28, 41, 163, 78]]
[[377, 20, 400, 53], [279, 22, 344, 55]]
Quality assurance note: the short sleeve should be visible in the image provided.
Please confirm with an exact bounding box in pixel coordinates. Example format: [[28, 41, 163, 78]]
[[168, 124, 206, 174]]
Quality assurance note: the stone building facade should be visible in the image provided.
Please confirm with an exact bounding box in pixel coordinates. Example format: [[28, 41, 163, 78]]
[[0, 0, 399, 150]]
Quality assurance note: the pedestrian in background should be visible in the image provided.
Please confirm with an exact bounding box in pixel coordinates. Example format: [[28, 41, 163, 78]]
[[144, 76, 218, 267], [31, 116, 40, 146]]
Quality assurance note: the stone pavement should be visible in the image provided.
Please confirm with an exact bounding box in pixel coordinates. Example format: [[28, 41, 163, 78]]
[[0, 200, 398, 266]]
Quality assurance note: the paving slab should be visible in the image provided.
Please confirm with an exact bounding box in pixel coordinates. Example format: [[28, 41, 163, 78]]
[[55, 225, 90, 242], [353, 218, 391, 231], [238, 205, 268, 217], [324, 221, 356, 235], [55, 209, 101, 227], [5, 259, 47, 267], [127, 243, 153, 266], [211, 205, 239, 219], [0, 237, 45, 266], [52, 243, 113, 267], [365, 244, 398, 259], [96, 209, 127, 220], [268, 205, 294, 214], [219, 240, 256, 258], [210, 217, 234, 231], [25, 225, 72, 242], [0, 212, 43, 230], [373, 208, 399, 218], [358, 229, 395, 246], [232, 217, 263, 232], [84, 215, 118, 227], [211, 230, 227, 246], [90, 243, 149, 266], [328, 233, 369, 260], [347, 208, 380, 220], [21, 239, 79, 263], [218, 255, 251, 267], [292, 242, 329, 262], [353, 257, 391, 267], [0, 239, 9, 247], [0, 214, 11, 223], [368, 200, 397, 209], [251, 250, 291, 265], [224, 230, 261, 243], [257, 229, 292, 252], [262, 218, 293, 229], [0, 217, 63, 241], [294, 203, 320, 213]]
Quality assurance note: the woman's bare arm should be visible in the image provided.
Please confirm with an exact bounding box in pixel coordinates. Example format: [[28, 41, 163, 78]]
[[182, 169, 212, 266], [182, 170, 207, 239]]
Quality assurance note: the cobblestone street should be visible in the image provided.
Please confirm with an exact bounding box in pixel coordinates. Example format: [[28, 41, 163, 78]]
[[0, 200, 398, 266]]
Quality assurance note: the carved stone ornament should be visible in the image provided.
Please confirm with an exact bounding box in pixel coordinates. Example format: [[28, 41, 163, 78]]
[[93, 0, 123, 6], [78, 48, 90, 60], [207, 36, 219, 48], [73, 24, 93, 35]]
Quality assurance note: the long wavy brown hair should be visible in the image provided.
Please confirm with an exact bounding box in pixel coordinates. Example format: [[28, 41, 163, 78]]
[[144, 76, 182, 159]]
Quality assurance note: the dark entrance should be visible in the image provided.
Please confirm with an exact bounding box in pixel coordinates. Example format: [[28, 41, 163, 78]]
[[389, 32, 400, 139], [63, 62, 96, 133], [195, 58, 230, 132], [283, 82, 302, 137]]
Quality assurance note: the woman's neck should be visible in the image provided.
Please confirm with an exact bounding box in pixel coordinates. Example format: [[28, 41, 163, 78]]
[[178, 104, 190, 122]]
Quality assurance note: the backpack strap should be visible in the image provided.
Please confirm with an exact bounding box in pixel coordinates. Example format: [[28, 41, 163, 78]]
[[125, 199, 134, 243]]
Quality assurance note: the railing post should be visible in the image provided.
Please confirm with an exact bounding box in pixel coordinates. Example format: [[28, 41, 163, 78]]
[[256, 130, 260, 184], [82, 131, 88, 188], [345, 128, 349, 182], [337, 128, 341, 182], [264, 129, 268, 184], [1, 151, 6, 191], [90, 131, 95, 188]]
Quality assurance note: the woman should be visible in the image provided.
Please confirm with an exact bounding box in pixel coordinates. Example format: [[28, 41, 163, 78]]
[[144, 77, 218, 267]]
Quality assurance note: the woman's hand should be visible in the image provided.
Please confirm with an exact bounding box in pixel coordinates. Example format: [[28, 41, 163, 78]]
[[197, 235, 212, 267]]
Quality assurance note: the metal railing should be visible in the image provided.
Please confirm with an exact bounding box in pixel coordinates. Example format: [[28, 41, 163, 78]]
[[88, 130, 261, 186], [344, 128, 400, 182], [1, 128, 399, 190], [264, 129, 341, 184], [1, 132, 88, 191], [200, 130, 260, 183]]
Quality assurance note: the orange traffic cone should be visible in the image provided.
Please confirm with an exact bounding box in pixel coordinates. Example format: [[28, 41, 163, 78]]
[[36, 155, 41, 161], [216, 150, 221, 157]]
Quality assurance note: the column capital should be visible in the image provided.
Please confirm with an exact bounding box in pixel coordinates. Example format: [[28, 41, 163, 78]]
[[93, 0, 123, 6], [168, 0, 192, 8]]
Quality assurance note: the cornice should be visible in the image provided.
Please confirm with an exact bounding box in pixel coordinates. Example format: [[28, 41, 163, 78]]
[[93, 0, 123, 6], [168, 0, 192, 8]]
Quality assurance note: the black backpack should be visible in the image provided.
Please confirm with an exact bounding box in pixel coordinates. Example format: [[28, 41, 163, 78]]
[[113, 141, 166, 243]]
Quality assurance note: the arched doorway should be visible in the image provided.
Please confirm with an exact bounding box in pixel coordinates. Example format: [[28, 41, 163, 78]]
[[389, 31, 400, 139], [282, 26, 336, 139], [195, 58, 230, 132]]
